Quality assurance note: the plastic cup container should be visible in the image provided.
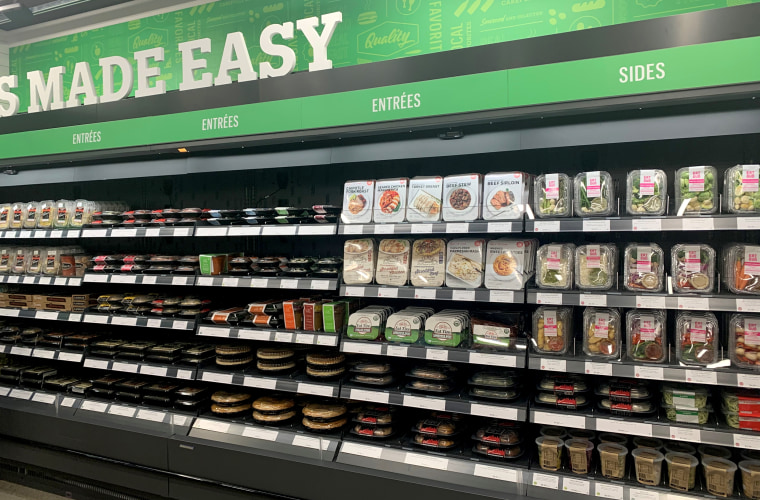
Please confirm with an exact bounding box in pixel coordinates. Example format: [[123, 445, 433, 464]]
[[536, 436, 564, 471], [702, 457, 736, 497], [632, 448, 665, 486], [633, 436, 664, 450], [565, 438, 594, 475], [540, 426, 567, 439], [598, 443, 628, 479], [665, 451, 698, 491], [699, 444, 732, 461], [567, 429, 596, 441], [599, 433, 628, 445], [664, 441, 697, 456], [740, 460, 760, 500]]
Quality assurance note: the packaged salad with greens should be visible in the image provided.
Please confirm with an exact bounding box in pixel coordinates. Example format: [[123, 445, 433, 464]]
[[675, 166, 717, 215], [676, 312, 719, 366], [574, 171, 614, 217], [536, 243, 575, 290], [626, 169, 667, 215], [725, 244, 760, 295], [534, 173, 572, 218], [725, 164, 760, 214], [627, 310, 667, 364], [623, 243, 665, 293], [671, 243, 715, 294], [575, 244, 616, 291]]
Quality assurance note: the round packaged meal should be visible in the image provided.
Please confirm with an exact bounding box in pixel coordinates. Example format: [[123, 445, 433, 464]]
[[534, 173, 572, 218], [627, 310, 667, 364], [676, 312, 719, 366], [671, 243, 715, 294], [536, 243, 574, 290], [626, 169, 667, 215], [575, 244, 616, 291], [623, 243, 665, 292]]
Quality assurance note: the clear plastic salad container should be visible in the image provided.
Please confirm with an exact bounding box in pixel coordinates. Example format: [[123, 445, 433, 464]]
[[627, 309, 667, 364], [663, 403, 713, 424], [534, 173, 572, 218], [536, 243, 575, 290], [623, 243, 665, 293], [676, 312, 719, 366], [725, 165, 760, 214], [575, 244, 617, 290], [675, 166, 717, 215], [574, 171, 615, 217], [627, 169, 667, 216], [532, 306, 573, 355], [582, 307, 621, 359], [671, 243, 716, 294], [725, 244, 760, 295], [730, 314, 760, 371], [722, 390, 760, 417]]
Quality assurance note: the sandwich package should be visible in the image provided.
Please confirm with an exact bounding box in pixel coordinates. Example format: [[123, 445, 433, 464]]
[[484, 239, 535, 290], [482, 172, 531, 220], [407, 176, 443, 222], [442, 174, 482, 221], [445, 239, 485, 288], [342, 180, 375, 224], [534, 173, 572, 218], [373, 178, 408, 223]]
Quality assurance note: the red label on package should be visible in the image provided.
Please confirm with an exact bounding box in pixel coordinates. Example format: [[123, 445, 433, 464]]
[[690, 319, 707, 343], [557, 397, 578, 408], [586, 171, 601, 198], [486, 447, 507, 457], [547, 245, 562, 271], [740, 419, 760, 432], [640, 315, 656, 341], [684, 246, 702, 273], [746, 247, 760, 275], [360, 416, 378, 424], [545, 174, 560, 200], [544, 310, 558, 337], [611, 402, 633, 412], [594, 313, 610, 338], [640, 170, 656, 196], [636, 247, 652, 273], [688, 166, 705, 192], [586, 245, 601, 269], [745, 319, 760, 346], [743, 165, 759, 193]]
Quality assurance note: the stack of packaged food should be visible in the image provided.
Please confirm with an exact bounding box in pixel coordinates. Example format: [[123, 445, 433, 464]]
[[534, 374, 590, 410], [471, 420, 523, 460], [350, 404, 398, 440]]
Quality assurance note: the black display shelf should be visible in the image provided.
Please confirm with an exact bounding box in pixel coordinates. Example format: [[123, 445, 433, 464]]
[[0, 228, 81, 239], [0, 275, 82, 286], [197, 368, 341, 398], [80, 312, 196, 330], [0, 344, 85, 363], [196, 224, 338, 236], [196, 275, 338, 291], [338, 221, 523, 235], [340, 285, 523, 303], [0, 308, 82, 322], [83, 272, 196, 286], [80, 227, 194, 238], [525, 214, 760, 233], [82, 357, 197, 379]]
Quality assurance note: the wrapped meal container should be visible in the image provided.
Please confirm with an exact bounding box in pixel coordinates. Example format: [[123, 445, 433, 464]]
[[407, 176, 443, 222], [375, 239, 411, 287], [676, 311, 719, 366], [623, 243, 665, 293], [484, 239, 535, 290], [445, 239, 485, 288], [482, 172, 531, 220], [729, 314, 760, 371], [675, 166, 718, 215], [574, 171, 614, 217], [575, 244, 616, 291], [373, 178, 408, 223], [532, 306, 573, 355], [410, 239, 446, 287], [724, 244, 760, 295], [341, 180, 375, 224], [534, 173, 572, 218], [536, 243, 575, 290], [343, 239, 376, 285], [725, 164, 760, 214], [671, 243, 716, 294], [582, 307, 621, 359], [442, 174, 482, 222], [626, 169, 667, 216], [627, 310, 667, 364]]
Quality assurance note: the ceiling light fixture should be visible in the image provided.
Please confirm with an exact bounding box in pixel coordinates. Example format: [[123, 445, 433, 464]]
[[30, 0, 90, 15], [177, 148, 189, 153]]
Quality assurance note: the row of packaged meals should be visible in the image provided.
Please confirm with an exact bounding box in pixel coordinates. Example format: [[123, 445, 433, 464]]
[[0, 200, 128, 230], [343, 238, 535, 288]]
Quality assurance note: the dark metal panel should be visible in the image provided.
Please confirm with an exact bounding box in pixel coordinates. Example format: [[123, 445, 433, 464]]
[[185, 148, 332, 174], [73, 158, 187, 182], [169, 477, 292, 500], [0, 166, 76, 186]]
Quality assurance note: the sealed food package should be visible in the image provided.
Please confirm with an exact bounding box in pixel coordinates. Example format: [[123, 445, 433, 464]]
[[483, 172, 531, 220], [445, 239, 485, 288], [407, 176, 443, 222], [0, 247, 12, 274], [672, 244, 715, 294], [534, 173, 572, 218], [23, 202, 40, 229], [471, 316, 518, 350], [627, 169, 667, 215], [725, 244, 760, 295], [676, 312, 719, 366], [662, 384, 710, 410], [623, 243, 665, 292], [703, 457, 737, 498], [532, 306, 572, 355], [347, 306, 393, 340], [574, 171, 614, 216], [632, 448, 665, 486], [676, 166, 718, 215], [665, 452, 698, 491], [536, 243, 575, 290], [725, 164, 760, 214], [54, 200, 75, 228], [384, 308, 429, 343], [37, 200, 55, 228], [598, 443, 628, 479], [575, 244, 616, 291], [740, 460, 760, 499], [582, 307, 621, 359], [373, 178, 408, 223], [627, 310, 667, 363], [25, 248, 45, 275], [410, 239, 446, 287], [341, 180, 375, 224], [424, 310, 469, 347], [730, 314, 760, 370], [375, 239, 411, 286], [485, 239, 535, 290], [10, 202, 26, 229], [565, 439, 594, 474], [0, 204, 10, 230], [442, 173, 482, 221], [343, 239, 376, 285], [536, 437, 564, 471]]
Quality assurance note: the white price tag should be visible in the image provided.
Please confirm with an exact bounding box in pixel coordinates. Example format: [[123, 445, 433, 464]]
[[197, 326, 230, 338], [243, 377, 277, 390], [738, 373, 760, 389], [670, 427, 700, 441], [274, 332, 294, 343], [630, 488, 660, 500], [173, 228, 193, 237], [737, 299, 760, 313], [140, 366, 168, 377], [113, 228, 138, 237], [172, 277, 191, 287], [112, 362, 138, 373], [172, 320, 191, 330], [595, 483, 624, 499], [38, 277, 52, 285], [60, 397, 76, 408], [340, 442, 384, 459], [177, 371, 194, 381], [632, 219, 662, 232], [10, 346, 32, 356], [31, 393, 56, 404], [81, 401, 108, 412], [83, 229, 107, 238], [407, 223, 432, 234], [298, 383, 335, 397], [563, 478, 591, 495], [22, 277, 36, 284], [54, 278, 68, 286], [343, 286, 364, 297], [579, 294, 607, 307], [489, 290, 515, 303], [539, 358, 566, 372], [403, 395, 446, 411], [86, 274, 108, 283], [18, 231, 32, 239], [141, 276, 157, 285], [535, 293, 563, 305], [310, 280, 331, 290], [734, 433, 760, 449], [585, 361, 613, 376], [350, 389, 390, 404], [196, 277, 213, 286], [84, 314, 109, 324], [292, 435, 323, 450], [469, 352, 516, 367], [685, 369, 717, 385], [298, 225, 335, 235], [414, 288, 437, 300], [222, 277, 239, 287], [473, 464, 518, 483], [108, 406, 137, 418], [583, 219, 611, 232], [534, 221, 561, 233], [425, 349, 449, 361], [534, 411, 586, 429], [452, 289, 475, 301], [111, 316, 135, 326], [738, 218, 760, 230], [243, 427, 279, 441], [249, 278, 269, 288], [446, 223, 468, 233], [295, 333, 314, 344], [636, 296, 666, 309], [532, 473, 559, 489], [196, 227, 228, 237], [0, 308, 19, 317], [470, 404, 518, 420], [377, 287, 398, 298], [137, 409, 166, 422], [682, 218, 714, 231], [202, 372, 233, 384], [374, 224, 395, 234], [32, 349, 55, 360], [487, 222, 515, 233], [58, 352, 82, 362], [195, 419, 231, 434], [238, 329, 269, 341], [229, 226, 262, 236], [386, 345, 408, 357], [677, 297, 709, 311], [84, 359, 109, 369], [404, 452, 448, 470], [317, 335, 338, 346], [599, 419, 652, 436], [146, 319, 162, 329], [635, 366, 664, 380], [110, 275, 134, 284], [5, 276, 19, 284], [342, 225, 364, 235]]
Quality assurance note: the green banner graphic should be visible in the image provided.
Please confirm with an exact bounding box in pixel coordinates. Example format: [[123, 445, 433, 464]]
[[8, 0, 760, 111], [2, 35, 759, 160]]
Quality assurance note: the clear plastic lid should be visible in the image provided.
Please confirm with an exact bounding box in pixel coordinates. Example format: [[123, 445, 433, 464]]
[[623, 243, 665, 293], [626, 309, 667, 364], [0, 246, 13, 274], [25, 247, 46, 275], [9, 202, 27, 229], [536, 243, 575, 290], [71, 199, 93, 227], [676, 312, 719, 366], [575, 244, 617, 290], [532, 306, 573, 355], [675, 166, 718, 215], [11, 247, 29, 274], [37, 200, 55, 228], [574, 171, 614, 217], [54, 200, 75, 229], [633, 437, 664, 450], [534, 173, 572, 218], [23, 202, 40, 229], [725, 244, 760, 295], [725, 164, 760, 214], [627, 169, 667, 216], [0, 204, 11, 230], [729, 313, 760, 371], [582, 307, 621, 359], [671, 243, 715, 294]]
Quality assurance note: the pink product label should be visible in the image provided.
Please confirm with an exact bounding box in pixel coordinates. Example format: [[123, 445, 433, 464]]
[[544, 312, 558, 337], [593, 313, 610, 338], [688, 167, 705, 192], [586, 172, 601, 198], [545, 174, 559, 200], [743, 166, 760, 192], [586, 245, 601, 269], [745, 247, 760, 275], [690, 319, 707, 343], [640, 316, 656, 341], [640, 170, 656, 196], [745, 319, 760, 346], [636, 247, 652, 274], [547, 246, 562, 271], [684, 246, 701, 273]]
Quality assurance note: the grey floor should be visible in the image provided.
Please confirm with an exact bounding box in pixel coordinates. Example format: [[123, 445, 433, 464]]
[[0, 481, 70, 500]]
